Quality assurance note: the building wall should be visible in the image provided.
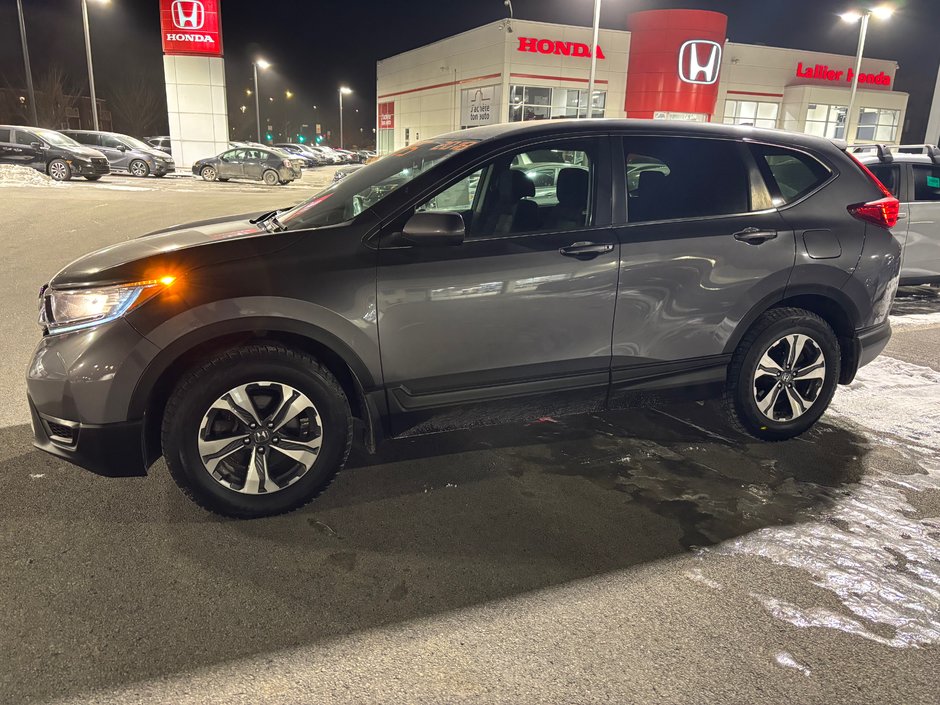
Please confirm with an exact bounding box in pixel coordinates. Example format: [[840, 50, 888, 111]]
[[163, 54, 229, 167]]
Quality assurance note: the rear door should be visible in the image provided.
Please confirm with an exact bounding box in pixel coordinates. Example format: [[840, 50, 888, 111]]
[[907, 163, 940, 282], [245, 150, 267, 180], [609, 134, 795, 402]]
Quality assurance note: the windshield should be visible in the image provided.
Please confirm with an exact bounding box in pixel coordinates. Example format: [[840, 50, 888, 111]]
[[34, 129, 81, 148], [278, 138, 478, 229], [120, 134, 157, 151]]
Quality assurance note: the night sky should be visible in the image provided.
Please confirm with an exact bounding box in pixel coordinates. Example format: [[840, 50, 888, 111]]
[[2, 0, 939, 143]]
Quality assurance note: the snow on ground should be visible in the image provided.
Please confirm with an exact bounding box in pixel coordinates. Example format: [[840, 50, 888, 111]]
[[0, 164, 62, 188], [713, 356, 940, 648], [890, 311, 940, 329]]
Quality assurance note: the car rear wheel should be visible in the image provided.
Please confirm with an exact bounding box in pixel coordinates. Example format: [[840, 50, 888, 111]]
[[84, 175, 102, 181], [200, 166, 217, 182], [218, 178, 230, 182], [48, 159, 71, 181], [129, 159, 150, 177], [262, 169, 279, 186], [162, 344, 353, 518], [724, 307, 840, 441]]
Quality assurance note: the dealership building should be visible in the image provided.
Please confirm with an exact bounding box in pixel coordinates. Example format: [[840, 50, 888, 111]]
[[375, 9, 909, 154]]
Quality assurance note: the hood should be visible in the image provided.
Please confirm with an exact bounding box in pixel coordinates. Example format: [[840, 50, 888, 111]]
[[48, 213, 304, 289], [68, 145, 108, 160]]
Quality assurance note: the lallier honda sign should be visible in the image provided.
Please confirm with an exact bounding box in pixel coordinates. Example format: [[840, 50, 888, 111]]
[[160, 0, 223, 56]]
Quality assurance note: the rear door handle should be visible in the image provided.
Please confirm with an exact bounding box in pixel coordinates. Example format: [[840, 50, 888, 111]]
[[733, 227, 778, 245], [559, 241, 615, 258]]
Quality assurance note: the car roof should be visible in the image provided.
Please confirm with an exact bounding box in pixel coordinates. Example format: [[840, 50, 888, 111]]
[[433, 118, 843, 154], [857, 153, 938, 165]]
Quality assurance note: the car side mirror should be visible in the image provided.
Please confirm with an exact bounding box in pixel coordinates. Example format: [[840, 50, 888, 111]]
[[401, 211, 466, 247], [117, 144, 127, 152], [30, 142, 43, 150]]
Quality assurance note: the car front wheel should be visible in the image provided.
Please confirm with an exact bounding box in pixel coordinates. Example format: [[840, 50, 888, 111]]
[[200, 166, 217, 182], [48, 159, 71, 181], [129, 159, 150, 177], [162, 345, 353, 518], [724, 307, 840, 441]]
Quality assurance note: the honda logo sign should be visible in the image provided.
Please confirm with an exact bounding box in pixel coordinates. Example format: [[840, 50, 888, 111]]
[[160, 0, 222, 57], [171, 0, 205, 29], [678, 40, 722, 85]]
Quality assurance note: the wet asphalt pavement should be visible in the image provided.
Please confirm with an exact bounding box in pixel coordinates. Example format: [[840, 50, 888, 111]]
[[1, 175, 939, 704]]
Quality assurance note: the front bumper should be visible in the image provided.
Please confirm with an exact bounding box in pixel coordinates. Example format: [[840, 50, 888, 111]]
[[153, 160, 175, 175], [73, 159, 111, 176], [26, 318, 159, 476]]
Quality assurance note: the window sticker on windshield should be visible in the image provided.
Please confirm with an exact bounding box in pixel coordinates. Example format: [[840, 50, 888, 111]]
[[927, 175, 940, 188], [429, 140, 477, 153]]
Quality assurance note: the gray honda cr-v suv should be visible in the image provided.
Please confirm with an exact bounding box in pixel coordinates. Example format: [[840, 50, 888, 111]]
[[27, 120, 901, 518]]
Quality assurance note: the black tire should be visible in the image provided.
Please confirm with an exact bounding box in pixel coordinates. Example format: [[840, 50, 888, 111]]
[[153, 173, 167, 178], [723, 307, 840, 441], [162, 345, 353, 518], [48, 159, 71, 181], [129, 159, 150, 178], [84, 175, 103, 181], [262, 169, 279, 186], [200, 166, 217, 182], [218, 178, 230, 182]]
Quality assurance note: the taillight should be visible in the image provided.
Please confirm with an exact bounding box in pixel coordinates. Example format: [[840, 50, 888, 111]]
[[848, 196, 900, 229], [844, 150, 899, 229]]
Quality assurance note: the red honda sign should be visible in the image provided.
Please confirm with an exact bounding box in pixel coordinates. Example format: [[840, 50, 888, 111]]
[[516, 37, 605, 59], [795, 62, 891, 87], [160, 0, 223, 57], [378, 101, 395, 129]]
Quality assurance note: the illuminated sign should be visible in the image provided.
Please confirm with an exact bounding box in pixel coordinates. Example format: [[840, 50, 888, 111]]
[[795, 62, 891, 87], [678, 40, 721, 85], [160, 0, 223, 57], [378, 101, 394, 129], [516, 37, 606, 59]]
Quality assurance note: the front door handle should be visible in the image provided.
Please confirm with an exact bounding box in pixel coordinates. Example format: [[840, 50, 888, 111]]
[[733, 227, 778, 245], [559, 241, 615, 258]]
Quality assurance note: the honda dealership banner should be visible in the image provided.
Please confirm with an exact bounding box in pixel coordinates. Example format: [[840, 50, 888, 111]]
[[160, 0, 223, 56], [159, 0, 229, 168], [460, 86, 500, 127]]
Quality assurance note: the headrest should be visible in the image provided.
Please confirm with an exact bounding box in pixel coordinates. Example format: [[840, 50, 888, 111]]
[[511, 169, 536, 199], [556, 168, 588, 207]]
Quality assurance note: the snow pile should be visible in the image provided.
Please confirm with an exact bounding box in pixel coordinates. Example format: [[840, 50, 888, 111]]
[[0, 164, 62, 187], [890, 311, 940, 329], [714, 357, 940, 648]]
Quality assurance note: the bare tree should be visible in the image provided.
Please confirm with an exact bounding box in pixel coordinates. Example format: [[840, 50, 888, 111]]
[[0, 67, 76, 127], [107, 78, 163, 137]]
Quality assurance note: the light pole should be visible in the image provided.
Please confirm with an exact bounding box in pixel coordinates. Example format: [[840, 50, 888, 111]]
[[840, 5, 894, 144], [15, 0, 38, 126], [586, 0, 602, 119], [339, 86, 352, 148], [253, 58, 271, 142], [81, 0, 109, 131]]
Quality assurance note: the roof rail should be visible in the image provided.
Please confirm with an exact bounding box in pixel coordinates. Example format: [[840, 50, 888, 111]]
[[849, 144, 893, 161]]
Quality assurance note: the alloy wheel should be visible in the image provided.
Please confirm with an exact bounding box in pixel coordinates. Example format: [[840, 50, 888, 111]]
[[130, 160, 149, 177], [752, 333, 827, 422], [197, 381, 323, 495], [201, 166, 217, 181], [49, 161, 69, 181]]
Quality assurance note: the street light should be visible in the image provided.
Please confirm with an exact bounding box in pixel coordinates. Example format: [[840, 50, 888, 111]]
[[15, 0, 38, 125], [82, 0, 110, 131], [840, 5, 894, 144], [338, 86, 352, 148], [253, 58, 271, 142], [285, 90, 294, 99]]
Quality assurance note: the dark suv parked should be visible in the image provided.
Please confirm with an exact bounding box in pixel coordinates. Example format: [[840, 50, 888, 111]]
[[62, 130, 175, 177], [0, 125, 110, 181], [27, 120, 901, 518]]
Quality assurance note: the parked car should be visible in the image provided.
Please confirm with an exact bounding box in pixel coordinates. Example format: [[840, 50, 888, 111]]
[[62, 130, 175, 177], [332, 163, 365, 183], [145, 136, 172, 155], [333, 148, 360, 163], [307, 145, 344, 164], [0, 125, 110, 181], [856, 144, 940, 285], [192, 146, 303, 185], [273, 143, 322, 168], [288, 143, 333, 165], [28, 119, 900, 518]]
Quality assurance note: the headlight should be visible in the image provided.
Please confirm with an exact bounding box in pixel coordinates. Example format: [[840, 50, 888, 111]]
[[41, 277, 176, 334]]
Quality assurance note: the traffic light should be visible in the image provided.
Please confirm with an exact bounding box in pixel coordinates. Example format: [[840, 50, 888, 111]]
[[265, 132, 273, 142], [315, 135, 323, 144], [298, 134, 306, 143]]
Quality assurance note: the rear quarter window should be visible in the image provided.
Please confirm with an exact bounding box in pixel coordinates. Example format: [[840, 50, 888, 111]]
[[867, 163, 900, 198], [750, 144, 830, 204]]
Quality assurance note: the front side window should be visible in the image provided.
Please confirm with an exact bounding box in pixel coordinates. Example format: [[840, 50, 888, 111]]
[[15, 130, 37, 146], [625, 137, 750, 223], [220, 150, 239, 161], [750, 144, 830, 205], [278, 138, 480, 230], [723, 99, 779, 129], [416, 141, 596, 237], [804, 104, 847, 140], [912, 165, 940, 202], [100, 134, 125, 149], [856, 108, 900, 143]]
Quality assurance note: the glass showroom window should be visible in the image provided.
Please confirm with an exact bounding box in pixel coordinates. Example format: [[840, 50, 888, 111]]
[[855, 107, 900, 143], [509, 85, 606, 122], [804, 104, 847, 139], [723, 100, 779, 128]]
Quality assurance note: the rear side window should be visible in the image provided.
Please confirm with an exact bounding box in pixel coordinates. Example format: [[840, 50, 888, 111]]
[[867, 164, 900, 198], [751, 144, 830, 204], [624, 136, 750, 223], [0, 128, 11, 143], [912, 165, 940, 202]]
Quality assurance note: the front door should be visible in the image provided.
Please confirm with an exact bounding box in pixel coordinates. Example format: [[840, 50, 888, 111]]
[[217, 150, 245, 179], [98, 133, 130, 171], [377, 137, 618, 435], [609, 134, 797, 402]]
